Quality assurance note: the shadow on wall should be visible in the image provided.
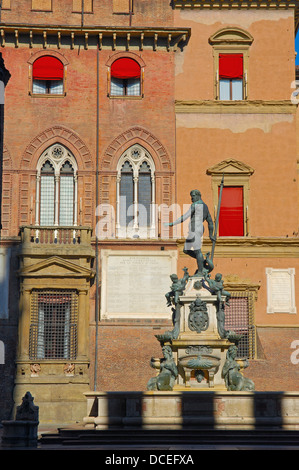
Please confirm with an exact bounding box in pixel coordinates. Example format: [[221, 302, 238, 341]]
[[85, 390, 288, 431]]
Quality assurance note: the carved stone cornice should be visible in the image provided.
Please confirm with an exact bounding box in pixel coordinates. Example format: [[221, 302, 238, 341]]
[[175, 100, 297, 114], [177, 237, 299, 258], [172, 0, 299, 33], [173, 0, 297, 9], [0, 23, 191, 51]]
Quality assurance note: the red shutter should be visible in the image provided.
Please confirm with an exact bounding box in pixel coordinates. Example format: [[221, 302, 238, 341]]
[[219, 54, 243, 79], [111, 58, 141, 79], [33, 56, 64, 81], [219, 187, 244, 236]]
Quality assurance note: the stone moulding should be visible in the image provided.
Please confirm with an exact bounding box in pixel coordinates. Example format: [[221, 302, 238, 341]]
[[175, 100, 297, 115], [177, 237, 299, 258], [172, 0, 299, 33], [209, 27, 254, 46], [173, 0, 297, 8], [83, 391, 299, 430], [0, 24, 191, 51]]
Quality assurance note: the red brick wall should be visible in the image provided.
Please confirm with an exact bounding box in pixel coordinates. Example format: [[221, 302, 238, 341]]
[[91, 323, 170, 391], [91, 326, 299, 392], [2, 44, 176, 235], [2, 0, 173, 28], [245, 327, 299, 391]]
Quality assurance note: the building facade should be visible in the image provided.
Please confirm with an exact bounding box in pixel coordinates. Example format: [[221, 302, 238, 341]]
[[1, 0, 299, 425]]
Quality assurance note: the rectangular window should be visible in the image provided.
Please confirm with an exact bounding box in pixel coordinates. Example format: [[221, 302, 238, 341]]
[[224, 293, 255, 359], [219, 186, 244, 236], [31, 0, 52, 11], [2, 0, 11, 9], [33, 79, 63, 95], [72, 0, 93, 13], [111, 77, 141, 97], [219, 54, 243, 101], [113, 0, 131, 13], [29, 289, 78, 360]]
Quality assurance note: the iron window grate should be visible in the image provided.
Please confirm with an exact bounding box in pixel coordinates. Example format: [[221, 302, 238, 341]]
[[29, 289, 78, 360], [224, 292, 255, 359]]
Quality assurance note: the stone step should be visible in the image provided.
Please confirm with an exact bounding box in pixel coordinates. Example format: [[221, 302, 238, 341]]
[[39, 428, 299, 447]]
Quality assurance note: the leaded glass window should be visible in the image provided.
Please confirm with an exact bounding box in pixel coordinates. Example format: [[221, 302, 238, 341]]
[[116, 145, 155, 237], [138, 161, 151, 227], [40, 161, 55, 226], [36, 144, 78, 227], [119, 161, 134, 227]]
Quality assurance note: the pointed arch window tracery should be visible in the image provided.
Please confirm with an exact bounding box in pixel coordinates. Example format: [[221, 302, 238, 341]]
[[36, 144, 78, 227], [116, 144, 155, 238]]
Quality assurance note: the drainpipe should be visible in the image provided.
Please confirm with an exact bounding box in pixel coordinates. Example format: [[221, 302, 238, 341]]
[[129, 0, 132, 27], [81, 0, 84, 28], [0, 53, 10, 238], [94, 42, 100, 391]]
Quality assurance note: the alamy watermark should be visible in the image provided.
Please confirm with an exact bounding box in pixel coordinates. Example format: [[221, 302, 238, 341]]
[[95, 201, 204, 242], [290, 340, 299, 364], [291, 80, 299, 104]]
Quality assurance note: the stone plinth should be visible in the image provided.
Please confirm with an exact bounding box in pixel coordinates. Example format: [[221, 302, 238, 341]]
[[1, 420, 39, 448], [1, 391, 39, 448], [154, 275, 235, 391], [83, 391, 299, 430]]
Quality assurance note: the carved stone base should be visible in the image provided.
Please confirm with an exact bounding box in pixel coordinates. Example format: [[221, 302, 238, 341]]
[[153, 276, 240, 391]]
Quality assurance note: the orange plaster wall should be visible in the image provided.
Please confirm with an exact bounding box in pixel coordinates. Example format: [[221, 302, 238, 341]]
[[172, 9, 298, 237], [175, 121, 298, 237], [174, 9, 296, 101]]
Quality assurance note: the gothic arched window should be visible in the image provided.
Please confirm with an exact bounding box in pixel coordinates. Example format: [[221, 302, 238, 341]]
[[116, 145, 155, 238], [36, 144, 78, 227]]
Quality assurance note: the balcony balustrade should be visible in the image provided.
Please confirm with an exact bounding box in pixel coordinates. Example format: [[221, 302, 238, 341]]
[[20, 225, 92, 246]]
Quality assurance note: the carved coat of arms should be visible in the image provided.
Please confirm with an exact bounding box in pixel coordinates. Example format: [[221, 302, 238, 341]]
[[188, 298, 209, 333]]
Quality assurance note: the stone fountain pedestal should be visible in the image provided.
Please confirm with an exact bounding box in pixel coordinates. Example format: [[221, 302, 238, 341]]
[[150, 273, 253, 393], [171, 276, 231, 391]]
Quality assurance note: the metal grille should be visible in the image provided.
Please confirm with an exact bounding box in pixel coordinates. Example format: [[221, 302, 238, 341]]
[[224, 292, 255, 359], [29, 289, 78, 360]]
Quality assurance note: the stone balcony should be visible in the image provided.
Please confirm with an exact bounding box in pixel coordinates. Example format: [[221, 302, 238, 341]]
[[19, 225, 94, 263]]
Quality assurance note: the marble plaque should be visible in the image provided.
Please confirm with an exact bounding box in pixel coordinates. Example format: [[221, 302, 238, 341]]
[[101, 250, 177, 319], [266, 268, 296, 314]]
